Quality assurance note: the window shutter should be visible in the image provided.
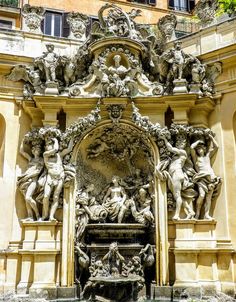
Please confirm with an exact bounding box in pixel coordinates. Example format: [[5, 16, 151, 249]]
[[40, 18, 44, 34], [169, 0, 174, 8], [188, 0, 195, 11], [62, 13, 70, 38]]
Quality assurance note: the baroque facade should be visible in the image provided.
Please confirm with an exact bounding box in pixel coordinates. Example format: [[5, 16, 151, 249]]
[[0, 1, 236, 302]]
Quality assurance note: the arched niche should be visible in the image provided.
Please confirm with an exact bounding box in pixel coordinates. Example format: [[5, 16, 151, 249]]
[[61, 119, 169, 288], [0, 113, 6, 177]]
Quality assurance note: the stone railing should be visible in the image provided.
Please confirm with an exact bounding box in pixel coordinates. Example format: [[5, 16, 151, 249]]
[[0, 16, 235, 59], [180, 16, 236, 56], [0, 29, 81, 58]]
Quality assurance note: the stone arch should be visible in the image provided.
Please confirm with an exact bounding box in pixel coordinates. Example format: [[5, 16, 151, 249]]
[[61, 118, 169, 288], [0, 113, 6, 177]]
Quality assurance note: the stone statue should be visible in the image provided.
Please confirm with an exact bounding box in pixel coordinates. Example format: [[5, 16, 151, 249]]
[[103, 242, 125, 275], [18, 137, 43, 221], [166, 41, 185, 80], [22, 4, 45, 34], [74, 242, 90, 283], [67, 12, 89, 40], [131, 188, 154, 225], [102, 176, 129, 223], [191, 133, 221, 220], [35, 44, 59, 83], [139, 244, 155, 268], [157, 14, 177, 42], [39, 128, 74, 221], [107, 104, 124, 123], [7, 2, 222, 99], [191, 62, 206, 84], [156, 135, 195, 220], [75, 184, 107, 240], [101, 54, 133, 97]]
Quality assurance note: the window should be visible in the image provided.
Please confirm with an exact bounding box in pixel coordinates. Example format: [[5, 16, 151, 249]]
[[169, 0, 195, 11], [42, 11, 69, 38], [128, 0, 156, 5], [44, 12, 62, 37], [0, 19, 13, 29]]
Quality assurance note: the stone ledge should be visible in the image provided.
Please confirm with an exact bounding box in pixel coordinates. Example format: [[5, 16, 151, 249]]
[[18, 249, 60, 255]]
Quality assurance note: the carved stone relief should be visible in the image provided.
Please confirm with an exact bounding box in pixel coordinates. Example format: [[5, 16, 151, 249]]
[[194, 0, 218, 27], [17, 104, 101, 221], [131, 103, 221, 221], [67, 12, 89, 40], [6, 4, 222, 98], [22, 4, 45, 34]]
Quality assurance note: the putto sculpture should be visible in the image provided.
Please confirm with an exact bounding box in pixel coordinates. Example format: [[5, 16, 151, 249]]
[[6, 4, 222, 98]]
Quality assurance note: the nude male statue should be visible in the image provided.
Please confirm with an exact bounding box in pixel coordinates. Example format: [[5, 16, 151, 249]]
[[191, 134, 221, 220], [41, 136, 73, 221]]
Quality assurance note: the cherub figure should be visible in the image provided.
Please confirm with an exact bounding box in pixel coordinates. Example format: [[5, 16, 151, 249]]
[[37, 44, 59, 82]]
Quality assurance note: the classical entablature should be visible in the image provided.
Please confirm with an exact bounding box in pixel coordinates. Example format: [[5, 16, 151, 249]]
[[1, 3, 236, 302]]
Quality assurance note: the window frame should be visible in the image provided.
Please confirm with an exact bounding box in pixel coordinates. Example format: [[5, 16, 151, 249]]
[[128, 0, 157, 6], [0, 16, 15, 29], [168, 0, 194, 12], [43, 11, 63, 37]]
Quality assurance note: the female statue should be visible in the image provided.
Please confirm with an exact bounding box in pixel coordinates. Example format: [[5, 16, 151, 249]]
[[18, 141, 44, 221], [102, 176, 128, 223]]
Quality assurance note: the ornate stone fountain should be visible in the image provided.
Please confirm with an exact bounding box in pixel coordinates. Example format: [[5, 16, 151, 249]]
[[5, 3, 225, 301]]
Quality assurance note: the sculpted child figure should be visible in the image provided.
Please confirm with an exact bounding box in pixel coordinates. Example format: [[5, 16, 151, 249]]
[[191, 134, 221, 220]]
